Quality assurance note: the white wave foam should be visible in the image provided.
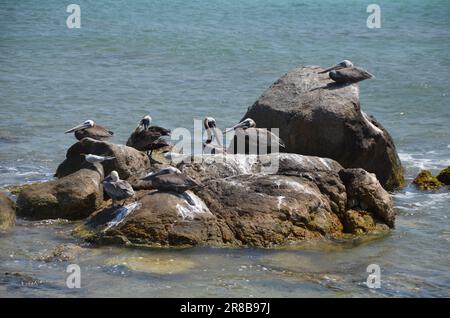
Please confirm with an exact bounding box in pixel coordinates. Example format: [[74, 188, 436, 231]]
[[399, 153, 450, 171]]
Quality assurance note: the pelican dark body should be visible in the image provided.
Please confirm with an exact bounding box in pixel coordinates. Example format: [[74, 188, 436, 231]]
[[329, 67, 374, 84], [126, 115, 171, 152]]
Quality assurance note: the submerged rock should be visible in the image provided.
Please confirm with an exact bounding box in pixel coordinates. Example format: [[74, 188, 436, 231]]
[[75, 154, 395, 247], [412, 170, 443, 190], [16, 163, 104, 220], [55, 138, 150, 179], [240, 66, 404, 190], [37, 243, 86, 263], [436, 166, 450, 185], [105, 254, 195, 274], [0, 192, 15, 233]]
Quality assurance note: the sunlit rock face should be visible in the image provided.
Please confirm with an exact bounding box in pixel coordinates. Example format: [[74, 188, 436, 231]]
[[0, 192, 15, 233], [16, 163, 104, 220], [55, 137, 150, 180], [75, 154, 394, 248], [240, 66, 404, 190]]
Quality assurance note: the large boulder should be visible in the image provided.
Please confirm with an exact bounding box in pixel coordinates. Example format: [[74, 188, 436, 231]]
[[16, 163, 104, 220], [239, 66, 404, 190], [0, 192, 15, 233], [76, 154, 394, 248], [55, 138, 150, 179]]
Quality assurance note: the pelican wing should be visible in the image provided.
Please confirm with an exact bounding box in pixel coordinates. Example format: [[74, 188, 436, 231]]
[[148, 125, 171, 136], [152, 174, 200, 193], [77, 125, 113, 141], [330, 67, 373, 84], [127, 129, 169, 151], [104, 180, 134, 200]]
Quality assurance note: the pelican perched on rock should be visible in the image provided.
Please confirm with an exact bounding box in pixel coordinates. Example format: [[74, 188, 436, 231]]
[[126, 115, 171, 154], [141, 166, 201, 193], [65, 120, 114, 141], [203, 117, 225, 154], [103, 171, 135, 207], [319, 60, 374, 84], [81, 153, 115, 164], [224, 118, 285, 154]]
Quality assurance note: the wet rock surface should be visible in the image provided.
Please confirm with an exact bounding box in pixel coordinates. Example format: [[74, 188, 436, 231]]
[[240, 66, 404, 190], [75, 154, 394, 247], [16, 163, 105, 220], [436, 166, 450, 185]]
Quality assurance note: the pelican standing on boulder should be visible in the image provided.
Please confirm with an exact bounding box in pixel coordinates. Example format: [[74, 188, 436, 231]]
[[224, 118, 285, 154], [203, 117, 225, 154], [126, 115, 171, 155], [319, 60, 374, 84], [141, 166, 201, 193], [65, 120, 114, 141], [103, 171, 135, 207]]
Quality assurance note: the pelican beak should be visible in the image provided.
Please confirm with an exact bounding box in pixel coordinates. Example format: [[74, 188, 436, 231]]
[[65, 122, 89, 133], [319, 64, 345, 74], [224, 121, 247, 134]]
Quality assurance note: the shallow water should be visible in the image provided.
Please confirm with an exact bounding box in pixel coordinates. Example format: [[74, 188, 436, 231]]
[[1, 0, 450, 297]]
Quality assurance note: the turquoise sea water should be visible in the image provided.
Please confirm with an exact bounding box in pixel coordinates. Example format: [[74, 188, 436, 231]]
[[1, 0, 449, 297]]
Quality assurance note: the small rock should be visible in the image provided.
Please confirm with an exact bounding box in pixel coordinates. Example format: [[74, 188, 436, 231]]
[[436, 166, 450, 185], [339, 168, 395, 228], [412, 170, 443, 190]]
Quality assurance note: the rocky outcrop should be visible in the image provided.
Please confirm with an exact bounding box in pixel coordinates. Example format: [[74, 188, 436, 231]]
[[339, 168, 395, 228], [0, 192, 15, 233], [55, 138, 150, 179], [16, 163, 104, 220], [412, 170, 443, 190], [437, 166, 450, 185], [239, 66, 404, 190], [75, 154, 394, 248]]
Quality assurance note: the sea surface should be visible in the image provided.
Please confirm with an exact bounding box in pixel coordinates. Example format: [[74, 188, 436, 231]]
[[1, 0, 449, 297]]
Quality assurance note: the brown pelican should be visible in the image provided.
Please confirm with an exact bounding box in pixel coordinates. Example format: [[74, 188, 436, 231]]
[[126, 115, 171, 154], [103, 171, 135, 207], [80, 153, 115, 163], [203, 117, 225, 154], [319, 60, 374, 84], [224, 118, 285, 154], [140, 166, 201, 193], [65, 120, 114, 141]]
